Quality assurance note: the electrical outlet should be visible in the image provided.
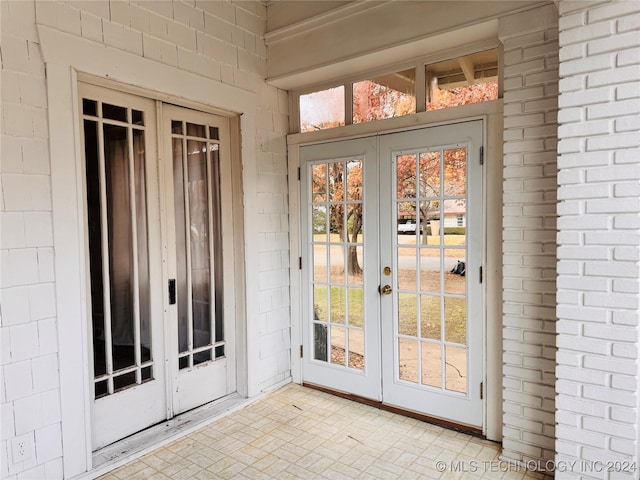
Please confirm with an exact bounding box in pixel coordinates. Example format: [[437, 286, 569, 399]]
[[10, 433, 35, 465]]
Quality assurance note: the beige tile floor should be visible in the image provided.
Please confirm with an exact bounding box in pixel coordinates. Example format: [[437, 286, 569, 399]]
[[100, 384, 547, 480]]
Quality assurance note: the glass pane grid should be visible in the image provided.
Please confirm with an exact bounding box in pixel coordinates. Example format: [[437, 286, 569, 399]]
[[310, 159, 364, 372], [84, 96, 155, 399], [394, 147, 468, 394], [172, 120, 224, 372]]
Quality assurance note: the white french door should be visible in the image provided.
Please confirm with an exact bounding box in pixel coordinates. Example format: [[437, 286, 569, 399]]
[[301, 121, 484, 428], [300, 137, 381, 400], [80, 84, 236, 450]]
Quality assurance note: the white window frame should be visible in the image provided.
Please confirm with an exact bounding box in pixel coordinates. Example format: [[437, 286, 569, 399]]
[[289, 39, 502, 134]]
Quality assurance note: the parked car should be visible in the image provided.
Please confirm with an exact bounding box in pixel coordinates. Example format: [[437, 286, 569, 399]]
[[397, 219, 421, 234]]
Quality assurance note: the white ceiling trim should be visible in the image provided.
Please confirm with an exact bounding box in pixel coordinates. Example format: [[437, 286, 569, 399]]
[[267, 20, 499, 90], [265, 1, 391, 46]]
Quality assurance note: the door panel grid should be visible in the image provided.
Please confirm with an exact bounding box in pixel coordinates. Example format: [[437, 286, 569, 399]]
[[82, 97, 155, 398], [393, 145, 469, 395], [171, 121, 226, 370], [310, 158, 365, 371]]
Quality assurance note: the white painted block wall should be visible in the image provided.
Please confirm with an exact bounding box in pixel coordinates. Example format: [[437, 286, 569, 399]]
[[499, 4, 559, 467], [1, 1, 290, 477], [556, 1, 640, 478]]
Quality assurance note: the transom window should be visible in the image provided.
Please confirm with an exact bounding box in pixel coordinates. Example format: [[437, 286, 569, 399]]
[[297, 48, 498, 133]]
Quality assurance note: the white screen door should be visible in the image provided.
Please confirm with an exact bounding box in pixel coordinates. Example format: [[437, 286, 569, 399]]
[[301, 121, 484, 428], [80, 85, 167, 449], [81, 85, 236, 450], [163, 105, 236, 415]]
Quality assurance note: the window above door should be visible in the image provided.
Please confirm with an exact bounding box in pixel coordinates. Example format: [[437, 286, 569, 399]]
[[294, 48, 499, 134]]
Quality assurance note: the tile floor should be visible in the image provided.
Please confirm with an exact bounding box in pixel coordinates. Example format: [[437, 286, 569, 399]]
[[100, 384, 547, 479]]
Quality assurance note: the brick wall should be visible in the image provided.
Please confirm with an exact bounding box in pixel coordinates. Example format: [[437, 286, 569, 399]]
[[1, 1, 289, 477], [498, 4, 559, 467], [556, 1, 640, 478]]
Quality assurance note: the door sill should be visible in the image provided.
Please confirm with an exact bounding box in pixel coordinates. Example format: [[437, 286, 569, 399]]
[[303, 382, 483, 437], [85, 393, 250, 479]]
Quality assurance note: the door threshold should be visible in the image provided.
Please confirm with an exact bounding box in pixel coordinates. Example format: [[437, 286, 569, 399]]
[[303, 382, 483, 437], [86, 393, 252, 479]]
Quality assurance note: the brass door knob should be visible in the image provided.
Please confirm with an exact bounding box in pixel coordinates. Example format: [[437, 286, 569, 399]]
[[379, 284, 392, 295]]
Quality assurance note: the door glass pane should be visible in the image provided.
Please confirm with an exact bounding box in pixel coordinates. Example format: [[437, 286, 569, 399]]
[[393, 145, 469, 394], [172, 122, 224, 370], [398, 338, 418, 383], [173, 138, 189, 354], [397, 248, 417, 291], [420, 295, 441, 340], [104, 124, 135, 375], [309, 158, 364, 371], [84, 120, 106, 378], [84, 97, 154, 398], [445, 252, 466, 295], [313, 285, 328, 322], [103, 103, 127, 122], [420, 248, 440, 293], [134, 130, 152, 363], [313, 245, 328, 282], [445, 346, 467, 393], [330, 287, 345, 325], [419, 151, 440, 197], [187, 122, 206, 138], [312, 164, 327, 202], [398, 293, 417, 336], [421, 342, 442, 388], [445, 297, 466, 344], [444, 148, 466, 196], [348, 246, 364, 286], [187, 139, 212, 350], [348, 328, 364, 371], [331, 326, 346, 366], [347, 288, 364, 327]]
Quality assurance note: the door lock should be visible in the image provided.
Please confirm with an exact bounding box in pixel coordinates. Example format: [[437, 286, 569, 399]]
[[379, 284, 392, 295]]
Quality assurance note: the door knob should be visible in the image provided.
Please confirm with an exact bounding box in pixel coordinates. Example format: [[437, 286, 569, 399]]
[[379, 284, 392, 295]]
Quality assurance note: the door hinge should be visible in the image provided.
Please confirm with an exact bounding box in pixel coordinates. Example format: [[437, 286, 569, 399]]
[[297, 167, 301, 181], [479, 146, 484, 165], [298, 257, 302, 270], [480, 382, 484, 400], [300, 345, 303, 358], [479, 266, 483, 283]]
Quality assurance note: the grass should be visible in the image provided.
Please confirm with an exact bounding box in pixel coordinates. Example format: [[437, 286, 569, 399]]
[[313, 271, 466, 345]]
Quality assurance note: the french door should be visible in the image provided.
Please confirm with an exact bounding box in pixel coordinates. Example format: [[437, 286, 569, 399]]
[[80, 84, 236, 450], [301, 121, 484, 428]]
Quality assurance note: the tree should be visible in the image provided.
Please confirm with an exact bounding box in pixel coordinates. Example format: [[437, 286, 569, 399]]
[[396, 149, 466, 244], [312, 161, 364, 275]]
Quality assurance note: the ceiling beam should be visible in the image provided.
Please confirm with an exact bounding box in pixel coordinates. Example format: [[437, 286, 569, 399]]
[[458, 56, 476, 84]]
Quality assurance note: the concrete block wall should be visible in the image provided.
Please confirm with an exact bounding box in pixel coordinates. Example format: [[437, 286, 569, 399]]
[[498, 4, 559, 467], [1, 0, 289, 477], [556, 1, 640, 478]]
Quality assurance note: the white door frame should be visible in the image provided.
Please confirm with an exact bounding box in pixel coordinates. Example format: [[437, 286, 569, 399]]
[[288, 100, 504, 441], [40, 25, 257, 477]]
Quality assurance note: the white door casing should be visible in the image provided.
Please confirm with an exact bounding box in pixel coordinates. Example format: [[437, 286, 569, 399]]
[[300, 120, 484, 428]]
